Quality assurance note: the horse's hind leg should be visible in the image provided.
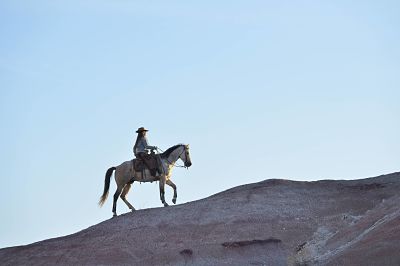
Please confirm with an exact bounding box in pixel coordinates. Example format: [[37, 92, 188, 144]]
[[112, 186, 123, 217], [166, 179, 177, 204], [120, 183, 135, 211]]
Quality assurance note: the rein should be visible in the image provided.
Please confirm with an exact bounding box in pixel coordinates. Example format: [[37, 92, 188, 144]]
[[157, 147, 188, 168]]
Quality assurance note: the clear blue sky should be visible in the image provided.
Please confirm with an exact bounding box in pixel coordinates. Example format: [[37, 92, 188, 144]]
[[0, 0, 399, 248]]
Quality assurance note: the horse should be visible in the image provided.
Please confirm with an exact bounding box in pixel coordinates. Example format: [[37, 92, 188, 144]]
[[99, 144, 192, 217]]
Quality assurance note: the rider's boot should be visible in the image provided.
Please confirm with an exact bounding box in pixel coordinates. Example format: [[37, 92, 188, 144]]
[[150, 169, 157, 176]]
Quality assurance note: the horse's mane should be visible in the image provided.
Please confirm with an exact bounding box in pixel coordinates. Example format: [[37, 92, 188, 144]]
[[161, 144, 184, 158]]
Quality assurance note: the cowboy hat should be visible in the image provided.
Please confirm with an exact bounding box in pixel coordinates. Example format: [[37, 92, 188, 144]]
[[136, 127, 149, 133]]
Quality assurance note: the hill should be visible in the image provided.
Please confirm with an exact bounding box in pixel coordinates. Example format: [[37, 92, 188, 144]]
[[1, 172, 399, 265]]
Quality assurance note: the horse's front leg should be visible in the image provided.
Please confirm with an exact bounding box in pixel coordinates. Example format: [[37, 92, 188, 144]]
[[166, 179, 177, 204], [159, 176, 169, 207]]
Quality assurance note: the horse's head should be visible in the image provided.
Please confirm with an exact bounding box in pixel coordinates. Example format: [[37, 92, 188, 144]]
[[161, 144, 192, 168], [179, 144, 192, 168]]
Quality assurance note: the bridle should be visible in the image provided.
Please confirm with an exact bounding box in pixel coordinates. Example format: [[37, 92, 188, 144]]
[[157, 145, 190, 168]]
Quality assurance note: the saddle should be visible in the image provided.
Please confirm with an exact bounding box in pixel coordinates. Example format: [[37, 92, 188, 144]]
[[133, 159, 145, 172], [133, 153, 160, 177]]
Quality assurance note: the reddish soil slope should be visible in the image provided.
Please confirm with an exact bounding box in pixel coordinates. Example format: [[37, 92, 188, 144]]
[[1, 172, 399, 265]]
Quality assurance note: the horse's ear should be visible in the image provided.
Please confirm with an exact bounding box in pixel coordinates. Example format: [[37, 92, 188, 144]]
[[186, 144, 189, 148]]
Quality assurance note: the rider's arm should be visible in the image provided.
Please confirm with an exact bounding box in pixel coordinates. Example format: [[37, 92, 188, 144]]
[[143, 137, 157, 150]]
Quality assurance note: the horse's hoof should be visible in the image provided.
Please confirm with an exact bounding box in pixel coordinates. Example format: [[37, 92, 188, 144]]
[[163, 203, 169, 207], [112, 213, 117, 218], [131, 209, 136, 212], [172, 198, 176, 204]]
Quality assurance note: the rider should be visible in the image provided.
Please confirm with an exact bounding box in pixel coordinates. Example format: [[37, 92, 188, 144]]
[[133, 127, 160, 176]]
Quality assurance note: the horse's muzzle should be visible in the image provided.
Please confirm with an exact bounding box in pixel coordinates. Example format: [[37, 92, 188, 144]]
[[185, 162, 192, 167]]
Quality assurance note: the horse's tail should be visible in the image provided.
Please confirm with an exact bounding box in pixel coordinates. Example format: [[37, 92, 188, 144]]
[[98, 166, 116, 207]]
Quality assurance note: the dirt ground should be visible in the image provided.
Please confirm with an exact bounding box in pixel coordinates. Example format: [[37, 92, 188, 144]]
[[1, 172, 399, 265]]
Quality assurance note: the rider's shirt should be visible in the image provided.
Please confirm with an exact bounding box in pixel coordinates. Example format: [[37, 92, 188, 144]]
[[134, 136, 153, 155]]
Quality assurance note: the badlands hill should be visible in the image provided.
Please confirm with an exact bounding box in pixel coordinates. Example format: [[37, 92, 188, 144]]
[[0, 172, 399, 265]]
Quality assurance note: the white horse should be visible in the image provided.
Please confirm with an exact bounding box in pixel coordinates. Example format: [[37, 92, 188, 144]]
[[99, 144, 192, 216]]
